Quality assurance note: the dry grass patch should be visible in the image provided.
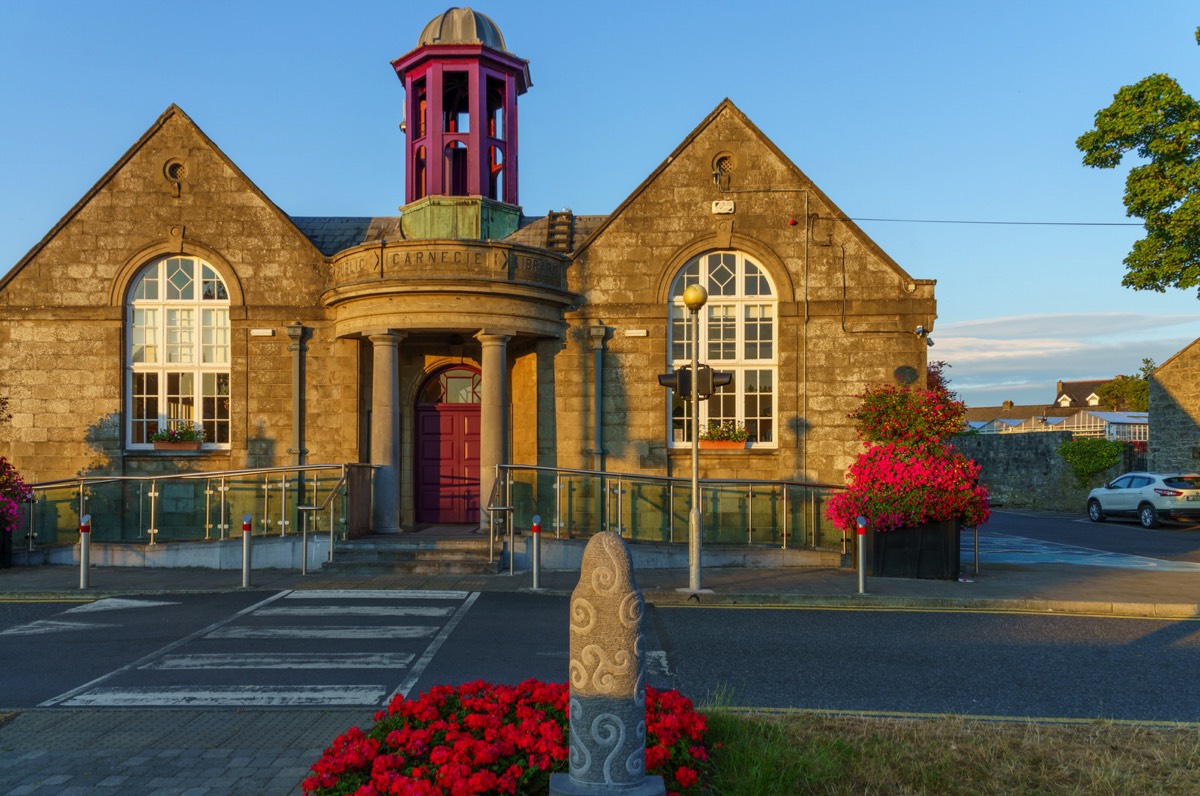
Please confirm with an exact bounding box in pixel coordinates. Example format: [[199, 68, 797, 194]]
[[706, 711, 1200, 795]]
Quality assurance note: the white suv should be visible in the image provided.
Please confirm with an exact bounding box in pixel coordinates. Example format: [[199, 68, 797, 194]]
[[1087, 472, 1200, 528]]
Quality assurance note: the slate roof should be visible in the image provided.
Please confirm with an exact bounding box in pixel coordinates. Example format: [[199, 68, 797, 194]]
[[502, 214, 608, 251], [289, 217, 403, 256], [961, 404, 1076, 423], [289, 214, 607, 257], [1055, 379, 1111, 407]]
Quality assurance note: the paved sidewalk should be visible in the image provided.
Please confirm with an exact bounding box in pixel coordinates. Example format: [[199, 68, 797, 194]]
[[1, 550, 1198, 795]]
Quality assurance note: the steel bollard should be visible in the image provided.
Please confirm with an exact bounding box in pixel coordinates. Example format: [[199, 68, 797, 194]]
[[241, 514, 253, 588], [79, 514, 91, 590], [531, 514, 542, 591], [856, 515, 867, 595]]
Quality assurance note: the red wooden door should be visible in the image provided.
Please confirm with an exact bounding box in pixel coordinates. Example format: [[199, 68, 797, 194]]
[[415, 404, 481, 523]]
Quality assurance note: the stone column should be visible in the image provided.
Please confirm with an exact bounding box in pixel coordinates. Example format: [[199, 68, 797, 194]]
[[369, 331, 404, 533], [477, 331, 511, 529]]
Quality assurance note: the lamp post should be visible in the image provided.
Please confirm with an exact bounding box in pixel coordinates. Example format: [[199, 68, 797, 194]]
[[682, 283, 708, 592]]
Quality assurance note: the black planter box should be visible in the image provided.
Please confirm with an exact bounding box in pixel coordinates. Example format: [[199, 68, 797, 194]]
[[863, 519, 960, 580]]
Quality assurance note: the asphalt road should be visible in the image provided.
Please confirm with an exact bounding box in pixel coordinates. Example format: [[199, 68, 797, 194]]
[[2, 590, 1196, 723], [985, 509, 1200, 562]]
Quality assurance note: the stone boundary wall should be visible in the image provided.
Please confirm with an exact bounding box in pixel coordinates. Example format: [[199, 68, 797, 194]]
[[952, 432, 1145, 514]]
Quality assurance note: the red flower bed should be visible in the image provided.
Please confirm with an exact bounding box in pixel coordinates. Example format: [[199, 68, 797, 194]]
[[303, 679, 709, 796]]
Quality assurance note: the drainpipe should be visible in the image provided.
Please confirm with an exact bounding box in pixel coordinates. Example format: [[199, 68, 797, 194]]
[[589, 324, 608, 529], [286, 322, 309, 466]]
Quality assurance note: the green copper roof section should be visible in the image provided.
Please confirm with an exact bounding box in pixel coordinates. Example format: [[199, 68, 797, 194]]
[[400, 197, 522, 241]]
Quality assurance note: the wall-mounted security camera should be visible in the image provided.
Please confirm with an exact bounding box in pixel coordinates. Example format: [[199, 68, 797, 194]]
[[915, 326, 928, 337], [926, 337, 934, 347]]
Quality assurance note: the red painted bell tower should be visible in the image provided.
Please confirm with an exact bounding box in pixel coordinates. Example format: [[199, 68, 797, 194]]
[[393, 8, 531, 239]]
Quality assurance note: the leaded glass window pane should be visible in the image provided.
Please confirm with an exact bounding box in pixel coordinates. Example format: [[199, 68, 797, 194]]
[[166, 258, 195, 300], [131, 308, 157, 364], [202, 373, 231, 444], [707, 305, 736, 360], [165, 309, 194, 364], [202, 309, 229, 364]]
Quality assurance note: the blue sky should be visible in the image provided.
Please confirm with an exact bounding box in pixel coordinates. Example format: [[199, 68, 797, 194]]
[[1, 1, 1197, 407]]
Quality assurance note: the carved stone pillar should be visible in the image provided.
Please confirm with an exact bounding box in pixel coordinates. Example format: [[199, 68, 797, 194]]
[[477, 331, 511, 528], [550, 532, 664, 796], [369, 331, 404, 532]]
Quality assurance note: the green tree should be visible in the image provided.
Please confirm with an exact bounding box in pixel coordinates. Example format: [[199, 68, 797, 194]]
[[1096, 375, 1149, 411], [1076, 27, 1200, 297]]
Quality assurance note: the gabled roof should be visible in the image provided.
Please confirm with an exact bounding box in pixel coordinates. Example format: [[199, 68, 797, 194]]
[[1154, 336, 1200, 375], [0, 104, 324, 292], [962, 403, 1075, 423], [569, 98, 929, 289], [1055, 379, 1111, 407]]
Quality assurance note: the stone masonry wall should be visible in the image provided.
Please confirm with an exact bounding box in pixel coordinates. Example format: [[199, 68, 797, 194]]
[[0, 108, 359, 483], [952, 432, 1143, 514], [563, 102, 936, 487], [1148, 339, 1200, 473]]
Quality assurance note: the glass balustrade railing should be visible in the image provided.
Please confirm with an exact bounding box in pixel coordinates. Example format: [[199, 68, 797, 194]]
[[495, 464, 844, 551], [19, 465, 348, 549]]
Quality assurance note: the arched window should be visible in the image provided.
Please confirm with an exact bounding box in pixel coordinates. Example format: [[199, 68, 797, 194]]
[[418, 366, 481, 404], [667, 251, 777, 446], [127, 256, 231, 448]]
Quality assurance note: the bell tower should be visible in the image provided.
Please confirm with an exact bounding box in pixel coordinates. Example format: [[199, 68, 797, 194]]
[[393, 7, 531, 240]]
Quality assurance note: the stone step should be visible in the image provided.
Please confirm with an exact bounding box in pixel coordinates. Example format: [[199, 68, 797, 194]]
[[321, 534, 498, 576], [320, 560, 501, 575], [332, 548, 494, 563]]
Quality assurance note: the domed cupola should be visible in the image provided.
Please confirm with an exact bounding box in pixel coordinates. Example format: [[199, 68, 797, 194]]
[[393, 7, 532, 240]]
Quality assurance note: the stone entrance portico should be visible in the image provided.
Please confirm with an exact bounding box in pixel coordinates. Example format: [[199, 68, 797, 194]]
[[325, 239, 571, 531]]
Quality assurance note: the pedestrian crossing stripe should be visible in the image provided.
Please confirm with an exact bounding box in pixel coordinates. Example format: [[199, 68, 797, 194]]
[[254, 605, 456, 617], [284, 589, 470, 600], [142, 652, 417, 670], [59, 685, 387, 707], [206, 625, 438, 640]]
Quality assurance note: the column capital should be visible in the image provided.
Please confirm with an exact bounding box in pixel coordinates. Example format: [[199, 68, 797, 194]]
[[366, 330, 407, 346], [475, 329, 515, 344]]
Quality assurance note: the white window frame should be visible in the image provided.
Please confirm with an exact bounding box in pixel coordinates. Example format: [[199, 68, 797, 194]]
[[126, 256, 231, 449], [666, 251, 778, 448]]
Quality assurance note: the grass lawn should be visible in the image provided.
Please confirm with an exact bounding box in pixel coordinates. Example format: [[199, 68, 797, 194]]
[[706, 711, 1200, 795]]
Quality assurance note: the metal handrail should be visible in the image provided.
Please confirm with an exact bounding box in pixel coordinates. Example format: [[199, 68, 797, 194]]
[[298, 469, 349, 571], [485, 463, 843, 553], [30, 464, 345, 490], [24, 463, 350, 551], [493, 462, 844, 492]]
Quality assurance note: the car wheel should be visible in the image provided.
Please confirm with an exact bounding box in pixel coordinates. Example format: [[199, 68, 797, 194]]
[[1087, 499, 1105, 523], [1139, 503, 1160, 529]]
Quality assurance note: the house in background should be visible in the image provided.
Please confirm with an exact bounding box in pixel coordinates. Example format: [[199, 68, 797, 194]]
[[1149, 337, 1200, 472], [1054, 379, 1112, 408]]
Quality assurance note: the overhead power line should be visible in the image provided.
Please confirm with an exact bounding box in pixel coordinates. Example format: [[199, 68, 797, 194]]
[[844, 217, 1141, 227]]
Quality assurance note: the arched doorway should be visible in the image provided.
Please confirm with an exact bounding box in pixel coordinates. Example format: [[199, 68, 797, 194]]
[[414, 366, 481, 524]]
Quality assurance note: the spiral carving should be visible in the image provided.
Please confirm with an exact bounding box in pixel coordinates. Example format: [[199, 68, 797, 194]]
[[568, 696, 591, 774], [592, 712, 627, 785], [561, 532, 658, 792], [570, 597, 596, 636], [618, 591, 643, 629]]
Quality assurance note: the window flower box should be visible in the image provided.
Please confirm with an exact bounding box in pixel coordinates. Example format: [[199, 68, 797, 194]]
[[698, 439, 748, 450], [152, 440, 203, 452]]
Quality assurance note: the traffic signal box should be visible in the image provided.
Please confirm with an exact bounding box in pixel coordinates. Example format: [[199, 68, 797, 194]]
[[657, 365, 732, 400]]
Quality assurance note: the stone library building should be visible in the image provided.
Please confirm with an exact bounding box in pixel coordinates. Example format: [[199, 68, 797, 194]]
[[0, 7, 937, 534]]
